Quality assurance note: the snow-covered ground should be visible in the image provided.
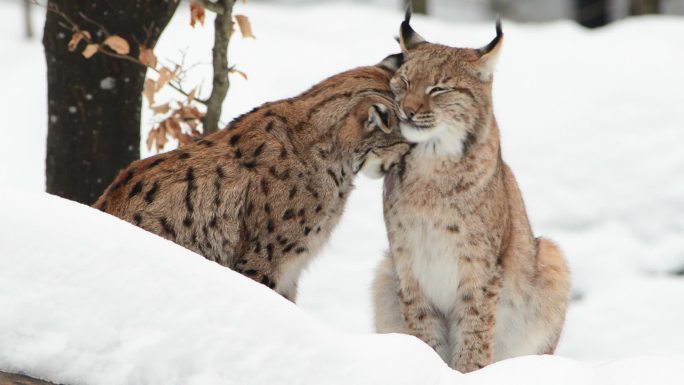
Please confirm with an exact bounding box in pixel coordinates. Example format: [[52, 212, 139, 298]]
[[1, 1, 684, 384]]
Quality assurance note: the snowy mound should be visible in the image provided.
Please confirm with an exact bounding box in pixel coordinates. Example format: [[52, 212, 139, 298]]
[[0, 191, 682, 384]]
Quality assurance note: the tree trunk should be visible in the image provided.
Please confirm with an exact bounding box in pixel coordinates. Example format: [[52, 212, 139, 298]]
[[43, 0, 179, 205], [630, 0, 661, 15], [405, 0, 428, 15], [574, 0, 609, 28]]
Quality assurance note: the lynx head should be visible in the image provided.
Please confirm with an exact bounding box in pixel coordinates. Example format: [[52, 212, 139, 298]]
[[391, 10, 503, 156], [342, 54, 410, 178]]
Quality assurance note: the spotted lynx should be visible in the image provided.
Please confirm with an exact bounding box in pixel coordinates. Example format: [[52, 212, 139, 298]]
[[372, 13, 570, 372], [94, 55, 410, 302]]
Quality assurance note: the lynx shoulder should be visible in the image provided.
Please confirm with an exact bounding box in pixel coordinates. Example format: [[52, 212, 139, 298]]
[[94, 55, 409, 302], [372, 14, 569, 373]]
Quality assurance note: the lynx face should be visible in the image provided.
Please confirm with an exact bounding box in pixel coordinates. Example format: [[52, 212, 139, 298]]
[[390, 20, 502, 157]]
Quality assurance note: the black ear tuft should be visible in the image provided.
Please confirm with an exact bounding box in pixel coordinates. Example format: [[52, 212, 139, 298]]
[[377, 53, 404, 72], [404, 3, 412, 24], [480, 15, 503, 55], [399, 6, 426, 52]]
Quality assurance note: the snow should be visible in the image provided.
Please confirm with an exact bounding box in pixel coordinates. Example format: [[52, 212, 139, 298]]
[[2, 1, 684, 384]]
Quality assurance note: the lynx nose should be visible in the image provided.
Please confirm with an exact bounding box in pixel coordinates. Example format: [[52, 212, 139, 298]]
[[403, 106, 417, 120]]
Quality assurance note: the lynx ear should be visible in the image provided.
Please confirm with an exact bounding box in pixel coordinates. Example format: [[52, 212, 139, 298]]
[[365, 103, 392, 134], [377, 53, 404, 72], [475, 17, 504, 81], [399, 6, 426, 52]]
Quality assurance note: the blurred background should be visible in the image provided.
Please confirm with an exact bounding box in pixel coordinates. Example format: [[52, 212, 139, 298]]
[[13, 0, 684, 40]]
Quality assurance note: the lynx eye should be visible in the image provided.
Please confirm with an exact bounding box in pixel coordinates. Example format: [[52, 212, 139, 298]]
[[428, 86, 451, 96]]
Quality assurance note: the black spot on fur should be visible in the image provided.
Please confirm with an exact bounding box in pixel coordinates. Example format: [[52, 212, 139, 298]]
[[266, 243, 274, 260], [282, 209, 295, 220], [128, 181, 143, 198], [178, 152, 190, 160], [216, 165, 225, 178], [326, 169, 340, 187], [145, 181, 159, 204], [235, 149, 242, 159], [133, 213, 142, 225], [254, 143, 266, 157], [304, 227, 312, 235], [294, 247, 307, 254], [245, 201, 254, 216], [183, 216, 193, 227], [315, 204, 322, 213], [245, 269, 258, 276], [242, 160, 257, 169], [199, 139, 214, 147], [267, 220, 275, 233], [260, 179, 269, 195], [279, 148, 287, 159], [185, 168, 196, 213], [209, 216, 218, 228], [298, 208, 305, 217], [159, 217, 177, 239], [283, 243, 295, 253], [147, 158, 165, 169], [261, 275, 274, 288], [264, 203, 272, 214], [265, 121, 274, 132], [229, 134, 241, 146], [447, 224, 460, 233], [288, 186, 298, 199]]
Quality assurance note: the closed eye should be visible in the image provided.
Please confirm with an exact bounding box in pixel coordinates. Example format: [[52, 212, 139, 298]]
[[427, 85, 452, 96]]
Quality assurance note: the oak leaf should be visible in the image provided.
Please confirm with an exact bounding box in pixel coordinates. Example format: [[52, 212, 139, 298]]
[[190, 0, 206, 28], [229, 67, 248, 80], [139, 47, 158, 69], [151, 103, 170, 115], [143, 78, 156, 106], [82, 43, 99, 59], [234, 15, 255, 39], [156, 67, 175, 92], [103, 35, 130, 55], [68, 30, 91, 52]]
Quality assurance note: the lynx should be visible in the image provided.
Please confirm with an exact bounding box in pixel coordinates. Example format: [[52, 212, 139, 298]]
[[94, 55, 410, 302], [372, 13, 570, 372]]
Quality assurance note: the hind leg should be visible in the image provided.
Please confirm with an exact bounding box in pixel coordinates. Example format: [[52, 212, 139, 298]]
[[371, 253, 407, 334], [493, 238, 570, 360], [534, 238, 570, 354]]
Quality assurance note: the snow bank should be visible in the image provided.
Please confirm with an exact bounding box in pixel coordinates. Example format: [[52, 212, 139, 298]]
[[1, 190, 683, 385], [1, 0, 684, 383]]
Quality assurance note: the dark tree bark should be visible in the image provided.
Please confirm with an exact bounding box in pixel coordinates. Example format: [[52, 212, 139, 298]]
[[405, 0, 428, 15], [574, 0, 609, 28], [630, 0, 661, 15], [43, 0, 179, 204]]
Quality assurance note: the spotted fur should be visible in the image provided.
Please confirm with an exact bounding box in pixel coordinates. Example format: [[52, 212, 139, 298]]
[[94, 56, 409, 302], [372, 13, 570, 373]]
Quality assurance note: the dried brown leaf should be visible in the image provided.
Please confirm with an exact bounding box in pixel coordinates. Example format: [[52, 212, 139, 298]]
[[185, 87, 197, 104], [151, 103, 170, 115], [229, 67, 248, 80], [156, 67, 176, 92], [234, 15, 255, 39], [190, 0, 206, 28], [103, 35, 130, 55], [146, 127, 157, 152], [82, 43, 99, 59], [156, 121, 169, 151], [143, 78, 156, 106], [138, 47, 158, 69], [68, 30, 91, 52]]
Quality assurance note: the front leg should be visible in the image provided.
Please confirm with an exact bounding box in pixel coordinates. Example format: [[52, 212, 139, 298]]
[[450, 254, 502, 372], [393, 253, 450, 362]]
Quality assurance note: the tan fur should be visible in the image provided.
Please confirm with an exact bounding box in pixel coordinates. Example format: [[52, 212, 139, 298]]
[[372, 19, 570, 372], [94, 61, 409, 302]]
